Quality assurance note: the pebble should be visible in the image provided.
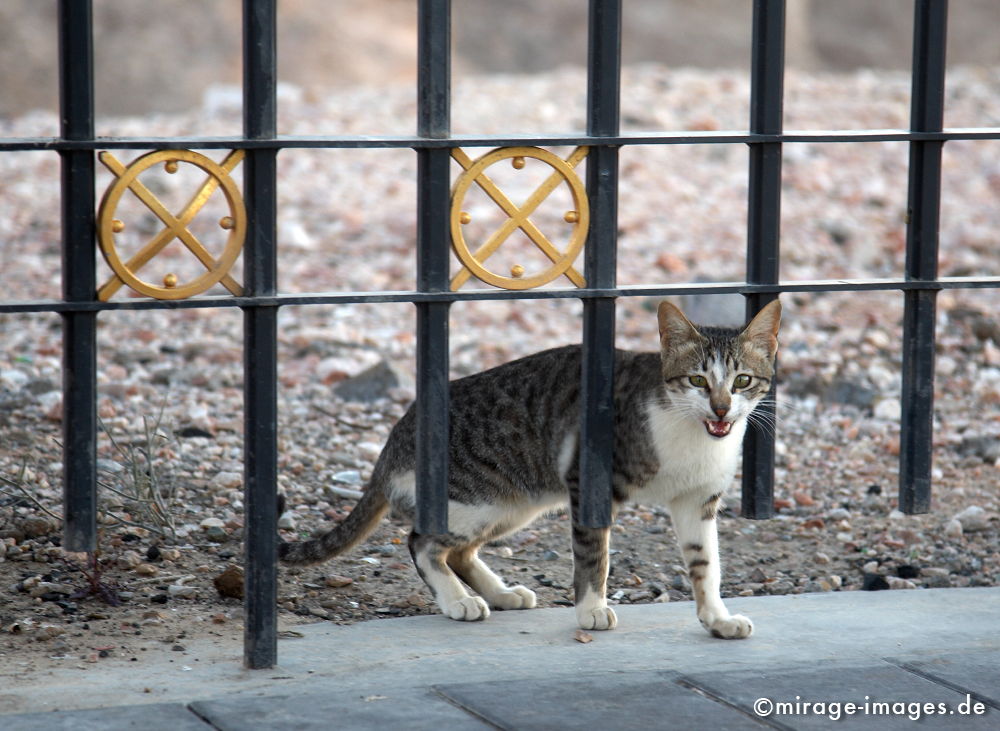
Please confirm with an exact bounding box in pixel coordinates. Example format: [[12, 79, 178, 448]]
[[213, 565, 244, 599], [873, 398, 901, 421], [120, 550, 144, 568], [813, 552, 831, 565], [277, 513, 297, 530], [211, 471, 242, 489], [953, 505, 990, 532], [168, 585, 198, 599], [332, 470, 363, 485], [944, 519, 964, 538]]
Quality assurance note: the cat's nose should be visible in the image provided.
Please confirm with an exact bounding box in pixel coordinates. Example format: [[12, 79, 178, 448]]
[[713, 406, 728, 418]]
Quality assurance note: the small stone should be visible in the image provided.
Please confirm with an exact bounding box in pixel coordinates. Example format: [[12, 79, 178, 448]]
[[861, 560, 880, 574], [541, 550, 560, 561], [19, 517, 55, 539], [873, 398, 901, 421], [168, 584, 197, 599], [896, 564, 920, 579], [176, 426, 213, 439], [277, 513, 297, 530], [309, 606, 331, 619], [213, 565, 244, 599], [495, 546, 513, 558], [28, 581, 74, 598], [205, 526, 229, 543], [134, 563, 158, 577], [888, 509, 905, 520], [200, 517, 226, 530], [828, 575, 843, 590], [827, 508, 851, 521], [814, 551, 831, 565], [887, 577, 917, 590], [210, 471, 242, 489], [120, 550, 144, 568], [334, 360, 414, 403], [325, 574, 353, 588], [145, 545, 162, 562], [792, 490, 816, 507], [944, 519, 964, 538], [150, 593, 169, 604], [359, 557, 380, 566], [861, 574, 890, 591], [574, 629, 594, 644], [953, 505, 990, 532], [332, 470, 362, 485]]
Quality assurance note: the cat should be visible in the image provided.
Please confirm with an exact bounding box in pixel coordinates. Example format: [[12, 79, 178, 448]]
[[279, 299, 780, 639]]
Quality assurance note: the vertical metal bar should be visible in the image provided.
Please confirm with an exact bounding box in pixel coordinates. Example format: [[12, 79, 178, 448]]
[[578, 0, 621, 528], [741, 0, 785, 520], [900, 0, 948, 515], [414, 0, 452, 535], [58, 0, 98, 552], [242, 0, 279, 670]]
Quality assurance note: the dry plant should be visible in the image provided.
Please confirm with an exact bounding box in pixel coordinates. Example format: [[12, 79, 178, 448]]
[[98, 403, 179, 540]]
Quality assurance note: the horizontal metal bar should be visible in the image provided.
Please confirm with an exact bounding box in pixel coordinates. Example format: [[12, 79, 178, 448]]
[[3, 276, 999, 314], [2, 128, 1000, 152]]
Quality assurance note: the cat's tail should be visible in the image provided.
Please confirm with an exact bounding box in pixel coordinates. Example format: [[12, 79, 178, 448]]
[[277, 467, 390, 566]]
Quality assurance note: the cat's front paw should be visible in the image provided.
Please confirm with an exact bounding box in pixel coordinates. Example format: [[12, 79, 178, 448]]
[[577, 606, 618, 631], [445, 596, 491, 622], [491, 585, 537, 610], [703, 613, 753, 639]]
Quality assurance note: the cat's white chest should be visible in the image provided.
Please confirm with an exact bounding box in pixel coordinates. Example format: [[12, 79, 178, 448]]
[[631, 401, 745, 505]]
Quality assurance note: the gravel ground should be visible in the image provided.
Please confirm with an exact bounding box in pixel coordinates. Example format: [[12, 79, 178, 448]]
[[1, 65, 999, 676]]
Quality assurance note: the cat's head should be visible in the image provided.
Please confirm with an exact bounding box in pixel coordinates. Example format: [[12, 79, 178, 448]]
[[656, 299, 781, 439]]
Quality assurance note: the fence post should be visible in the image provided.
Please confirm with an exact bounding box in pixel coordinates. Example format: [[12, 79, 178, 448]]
[[414, 0, 452, 535], [58, 0, 98, 552], [242, 0, 279, 670], [578, 0, 621, 528], [900, 0, 948, 514], [742, 0, 785, 520]]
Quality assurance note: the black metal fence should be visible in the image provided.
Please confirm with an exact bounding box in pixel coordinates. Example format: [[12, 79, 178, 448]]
[[2, 0, 998, 669]]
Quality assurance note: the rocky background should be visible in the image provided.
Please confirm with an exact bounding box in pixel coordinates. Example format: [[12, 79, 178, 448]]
[[0, 1, 998, 688]]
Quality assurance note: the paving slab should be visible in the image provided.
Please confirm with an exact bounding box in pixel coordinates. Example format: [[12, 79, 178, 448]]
[[0, 587, 997, 726], [191, 686, 489, 731], [682, 662, 998, 730], [437, 670, 761, 730], [0, 702, 210, 731], [893, 650, 1000, 709]]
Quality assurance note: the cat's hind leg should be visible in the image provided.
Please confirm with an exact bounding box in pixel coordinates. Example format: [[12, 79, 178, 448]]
[[408, 532, 490, 621], [668, 491, 753, 639], [447, 545, 536, 610]]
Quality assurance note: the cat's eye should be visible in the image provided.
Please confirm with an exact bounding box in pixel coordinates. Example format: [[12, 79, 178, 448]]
[[688, 375, 708, 389], [733, 374, 752, 389]]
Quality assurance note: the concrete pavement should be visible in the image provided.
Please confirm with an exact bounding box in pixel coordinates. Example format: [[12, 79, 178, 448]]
[[2, 587, 998, 729]]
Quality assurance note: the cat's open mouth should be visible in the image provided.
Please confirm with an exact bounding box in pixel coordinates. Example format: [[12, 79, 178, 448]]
[[704, 420, 733, 438]]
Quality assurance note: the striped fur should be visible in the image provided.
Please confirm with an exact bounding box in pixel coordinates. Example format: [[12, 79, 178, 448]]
[[279, 300, 780, 636]]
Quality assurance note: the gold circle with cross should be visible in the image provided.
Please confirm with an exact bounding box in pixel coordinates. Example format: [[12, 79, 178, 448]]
[[96, 149, 246, 301], [450, 146, 589, 290]]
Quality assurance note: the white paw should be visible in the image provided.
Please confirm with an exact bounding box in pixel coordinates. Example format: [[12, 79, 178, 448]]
[[703, 613, 753, 639], [577, 606, 618, 631], [445, 596, 491, 622], [490, 585, 537, 610]]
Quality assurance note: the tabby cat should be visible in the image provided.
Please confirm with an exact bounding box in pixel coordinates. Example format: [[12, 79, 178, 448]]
[[280, 299, 781, 639]]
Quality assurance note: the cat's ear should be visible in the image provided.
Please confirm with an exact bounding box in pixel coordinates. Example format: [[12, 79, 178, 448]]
[[657, 301, 701, 348], [741, 299, 781, 358]]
